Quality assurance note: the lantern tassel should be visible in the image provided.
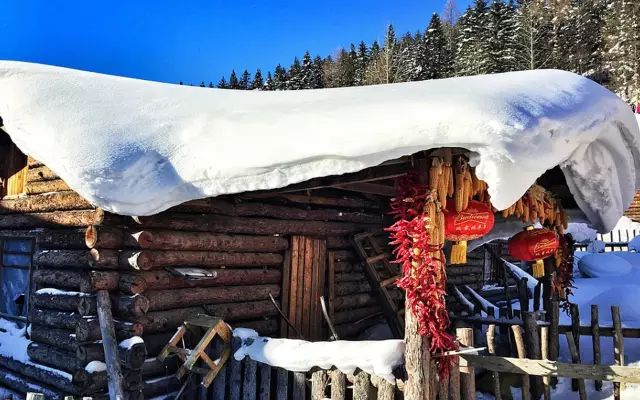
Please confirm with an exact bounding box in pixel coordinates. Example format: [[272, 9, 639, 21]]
[[450, 241, 467, 265], [532, 259, 545, 278]]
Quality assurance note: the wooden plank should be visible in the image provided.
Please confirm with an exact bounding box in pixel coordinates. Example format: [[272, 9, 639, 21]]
[[280, 250, 291, 338], [377, 377, 395, 400], [318, 241, 327, 339], [330, 370, 346, 400], [289, 237, 301, 338], [242, 358, 258, 400], [565, 333, 587, 400], [458, 328, 476, 400], [96, 290, 125, 400], [292, 371, 306, 400], [612, 305, 624, 400], [558, 324, 640, 338], [259, 363, 272, 400], [591, 305, 602, 392], [276, 368, 289, 400], [310, 239, 319, 340], [511, 325, 531, 400], [228, 354, 242, 400], [212, 341, 228, 400], [353, 370, 371, 399], [328, 252, 336, 318], [449, 355, 461, 400], [523, 313, 543, 399], [302, 238, 314, 338], [540, 327, 551, 400], [486, 324, 501, 400], [310, 370, 327, 400], [549, 300, 560, 361], [459, 354, 640, 383], [333, 182, 396, 196]]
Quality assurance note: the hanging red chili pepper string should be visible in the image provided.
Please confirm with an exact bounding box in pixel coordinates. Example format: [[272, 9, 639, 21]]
[[387, 173, 457, 378], [553, 233, 575, 312]]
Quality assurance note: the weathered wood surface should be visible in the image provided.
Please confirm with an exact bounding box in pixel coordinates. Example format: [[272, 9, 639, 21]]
[[97, 290, 125, 400], [141, 356, 179, 379], [119, 269, 281, 294], [86, 226, 289, 252], [332, 293, 379, 311], [144, 284, 280, 311], [143, 375, 181, 398], [31, 291, 93, 314], [138, 300, 277, 333], [76, 341, 147, 370], [244, 192, 381, 210], [0, 191, 92, 214], [33, 249, 118, 269], [172, 198, 383, 224], [29, 325, 81, 352], [29, 308, 143, 341], [0, 365, 64, 399], [117, 249, 283, 270], [404, 305, 430, 400], [32, 269, 119, 292], [0, 209, 105, 229], [134, 213, 379, 236], [332, 306, 381, 325], [26, 178, 71, 194], [27, 165, 58, 182], [330, 370, 346, 400], [459, 354, 640, 383]]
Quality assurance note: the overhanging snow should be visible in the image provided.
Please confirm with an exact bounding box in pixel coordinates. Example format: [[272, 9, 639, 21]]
[[0, 61, 638, 232]]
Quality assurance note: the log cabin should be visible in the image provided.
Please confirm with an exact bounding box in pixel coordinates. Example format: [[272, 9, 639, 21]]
[[0, 62, 639, 400]]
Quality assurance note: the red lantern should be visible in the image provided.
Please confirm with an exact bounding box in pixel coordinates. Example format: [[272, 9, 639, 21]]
[[508, 227, 559, 278], [444, 200, 495, 265]]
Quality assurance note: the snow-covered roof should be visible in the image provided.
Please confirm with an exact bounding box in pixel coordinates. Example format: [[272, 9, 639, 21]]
[[0, 61, 638, 232]]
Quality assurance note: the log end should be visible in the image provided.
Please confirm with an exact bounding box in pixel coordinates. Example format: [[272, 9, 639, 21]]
[[85, 225, 98, 248]]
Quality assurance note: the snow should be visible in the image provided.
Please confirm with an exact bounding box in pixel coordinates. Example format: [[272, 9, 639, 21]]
[[628, 235, 640, 251], [578, 253, 632, 277], [232, 328, 404, 382], [587, 239, 606, 253], [34, 288, 88, 296], [464, 285, 498, 312], [0, 62, 638, 232], [84, 360, 107, 373], [119, 336, 144, 349], [503, 259, 539, 292]]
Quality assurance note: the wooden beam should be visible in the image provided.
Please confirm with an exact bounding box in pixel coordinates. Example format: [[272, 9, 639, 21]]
[[332, 182, 396, 196], [96, 290, 125, 400], [459, 354, 640, 384]]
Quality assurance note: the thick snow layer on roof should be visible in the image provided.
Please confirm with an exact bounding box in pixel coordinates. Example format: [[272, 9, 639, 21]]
[[0, 61, 638, 231]]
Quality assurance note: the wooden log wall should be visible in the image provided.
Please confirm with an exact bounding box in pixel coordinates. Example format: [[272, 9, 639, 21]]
[[0, 158, 396, 398]]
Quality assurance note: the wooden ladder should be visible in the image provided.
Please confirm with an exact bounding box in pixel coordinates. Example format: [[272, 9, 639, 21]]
[[353, 232, 405, 338], [158, 314, 232, 388]]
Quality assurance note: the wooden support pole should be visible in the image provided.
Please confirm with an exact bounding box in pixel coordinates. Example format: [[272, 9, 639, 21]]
[[591, 305, 602, 392], [548, 300, 559, 362], [405, 307, 431, 400], [458, 327, 475, 400], [511, 325, 531, 400], [564, 333, 587, 400], [518, 278, 529, 313], [612, 305, 624, 400], [540, 327, 551, 400], [353, 371, 371, 399], [570, 303, 580, 392], [487, 323, 501, 400], [311, 370, 327, 400], [523, 312, 543, 400], [330, 370, 346, 400], [96, 290, 125, 400], [449, 354, 461, 400]]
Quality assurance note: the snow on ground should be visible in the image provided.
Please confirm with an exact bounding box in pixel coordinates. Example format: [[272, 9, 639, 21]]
[[232, 328, 404, 382], [0, 62, 638, 232]]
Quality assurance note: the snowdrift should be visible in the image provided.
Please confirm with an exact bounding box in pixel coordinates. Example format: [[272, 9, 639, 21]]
[[0, 61, 638, 231]]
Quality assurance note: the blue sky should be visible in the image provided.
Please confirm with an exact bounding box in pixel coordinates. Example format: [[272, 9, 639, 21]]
[[0, 1, 471, 85]]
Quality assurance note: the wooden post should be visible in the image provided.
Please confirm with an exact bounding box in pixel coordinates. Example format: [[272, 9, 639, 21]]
[[565, 333, 587, 400], [449, 355, 461, 400], [523, 312, 543, 400], [591, 305, 602, 392], [96, 290, 125, 400], [276, 369, 289, 400], [259, 363, 271, 400], [548, 300, 559, 361], [486, 324, 501, 400], [540, 327, 551, 400], [292, 371, 306, 400], [569, 303, 580, 392], [511, 325, 531, 400], [518, 278, 529, 313], [405, 306, 431, 400], [533, 282, 541, 312], [330, 370, 346, 400], [457, 328, 475, 400], [311, 370, 327, 400], [612, 305, 624, 400], [353, 371, 371, 400]]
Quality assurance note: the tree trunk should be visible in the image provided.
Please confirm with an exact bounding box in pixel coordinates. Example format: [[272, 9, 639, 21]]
[[34, 249, 119, 269], [119, 269, 281, 294], [86, 226, 290, 252], [404, 307, 431, 400], [144, 284, 280, 311], [134, 213, 378, 237], [171, 198, 383, 224], [0, 191, 93, 214], [97, 290, 126, 400], [117, 250, 283, 270], [31, 290, 94, 314], [26, 179, 70, 194], [0, 209, 105, 229]]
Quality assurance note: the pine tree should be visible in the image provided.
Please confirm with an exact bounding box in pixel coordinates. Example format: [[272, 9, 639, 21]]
[[335, 48, 356, 87], [251, 69, 264, 90], [574, 0, 606, 79], [273, 65, 287, 90], [513, 0, 554, 70], [217, 77, 228, 89], [486, 0, 517, 73], [299, 51, 315, 89], [287, 57, 303, 89], [208, 82, 214, 88], [264, 72, 274, 90], [604, 0, 640, 102], [354, 41, 369, 85], [199, 81, 206, 87], [455, 0, 492, 76], [322, 55, 340, 88], [550, 0, 577, 72], [396, 32, 424, 82], [422, 13, 454, 79], [238, 69, 251, 90], [312, 56, 325, 88], [229, 70, 239, 89], [366, 25, 398, 84]]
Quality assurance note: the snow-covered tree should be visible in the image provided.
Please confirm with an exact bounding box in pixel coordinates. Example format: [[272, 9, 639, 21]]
[[238, 69, 251, 90], [287, 57, 303, 90], [395, 32, 424, 82], [422, 13, 454, 79], [354, 41, 369, 86], [604, 0, 640, 101], [486, 0, 517, 73], [251, 69, 264, 90], [366, 24, 399, 84], [513, 0, 553, 70], [217, 77, 228, 89], [229, 70, 239, 89], [455, 0, 492, 76], [335, 48, 356, 87]]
